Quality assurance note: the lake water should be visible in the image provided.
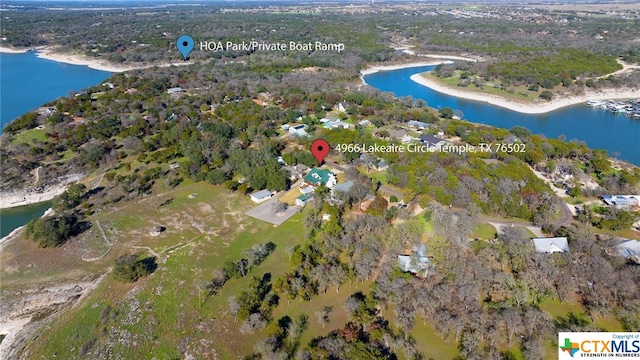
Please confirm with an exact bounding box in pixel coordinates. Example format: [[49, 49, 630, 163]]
[[0, 201, 51, 238], [0, 51, 112, 130], [0, 51, 111, 237], [364, 65, 640, 166]]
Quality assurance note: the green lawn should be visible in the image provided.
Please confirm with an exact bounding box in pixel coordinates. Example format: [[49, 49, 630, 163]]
[[366, 168, 389, 185], [472, 223, 498, 240], [410, 316, 459, 359], [12, 127, 48, 144]]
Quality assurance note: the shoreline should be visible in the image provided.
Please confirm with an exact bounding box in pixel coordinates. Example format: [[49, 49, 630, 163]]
[[0, 208, 52, 251], [0, 174, 84, 210], [2, 45, 192, 72], [409, 73, 640, 115], [359, 60, 451, 77], [358, 55, 640, 115], [0, 46, 30, 54]]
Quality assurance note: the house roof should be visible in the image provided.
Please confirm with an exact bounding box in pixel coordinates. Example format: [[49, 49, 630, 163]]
[[304, 168, 333, 185], [388, 129, 407, 139], [408, 120, 429, 128], [532, 237, 569, 253], [397, 244, 431, 273], [250, 189, 272, 200], [167, 87, 184, 93], [333, 181, 354, 193], [601, 195, 639, 206], [297, 193, 314, 201], [419, 134, 446, 145], [616, 239, 640, 258]]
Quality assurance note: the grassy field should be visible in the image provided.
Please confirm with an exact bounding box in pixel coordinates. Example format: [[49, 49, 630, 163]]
[[424, 73, 537, 103], [21, 180, 312, 358], [410, 316, 459, 359], [11, 127, 48, 145], [539, 297, 624, 358]]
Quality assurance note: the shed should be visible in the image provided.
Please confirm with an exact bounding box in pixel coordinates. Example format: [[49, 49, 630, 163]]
[[250, 189, 273, 203]]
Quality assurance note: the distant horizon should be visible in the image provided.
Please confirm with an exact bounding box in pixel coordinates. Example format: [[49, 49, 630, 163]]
[[3, 0, 637, 4]]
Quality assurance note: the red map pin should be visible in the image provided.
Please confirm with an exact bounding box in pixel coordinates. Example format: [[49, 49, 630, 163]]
[[310, 139, 330, 165]]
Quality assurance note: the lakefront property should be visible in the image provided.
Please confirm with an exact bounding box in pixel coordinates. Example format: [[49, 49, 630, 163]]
[[1, 2, 640, 360]]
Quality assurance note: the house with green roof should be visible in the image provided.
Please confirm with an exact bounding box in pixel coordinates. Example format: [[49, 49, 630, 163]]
[[300, 168, 337, 194], [295, 193, 315, 207]]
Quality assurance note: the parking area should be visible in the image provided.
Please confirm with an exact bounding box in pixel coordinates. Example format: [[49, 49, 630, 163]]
[[245, 193, 300, 226]]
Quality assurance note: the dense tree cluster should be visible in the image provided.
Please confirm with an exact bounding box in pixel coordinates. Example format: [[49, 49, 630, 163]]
[[113, 254, 157, 283], [24, 213, 79, 248]]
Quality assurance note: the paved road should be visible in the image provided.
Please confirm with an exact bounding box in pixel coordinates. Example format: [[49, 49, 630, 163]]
[[554, 198, 573, 227]]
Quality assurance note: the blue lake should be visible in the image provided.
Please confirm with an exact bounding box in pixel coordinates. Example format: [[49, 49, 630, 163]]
[[0, 51, 112, 130], [364, 65, 640, 166], [1, 51, 111, 236]]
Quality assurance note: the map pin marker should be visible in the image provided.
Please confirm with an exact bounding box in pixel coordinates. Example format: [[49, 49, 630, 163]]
[[311, 139, 330, 165], [176, 34, 195, 61]]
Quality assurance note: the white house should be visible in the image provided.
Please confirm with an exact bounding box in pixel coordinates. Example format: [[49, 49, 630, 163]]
[[532, 237, 570, 254], [407, 120, 431, 130], [288, 123, 308, 137], [300, 168, 337, 194], [419, 134, 447, 148], [335, 101, 349, 112], [250, 189, 273, 203], [616, 239, 640, 258]]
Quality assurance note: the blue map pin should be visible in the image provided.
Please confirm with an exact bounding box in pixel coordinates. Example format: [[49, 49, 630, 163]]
[[176, 35, 195, 61]]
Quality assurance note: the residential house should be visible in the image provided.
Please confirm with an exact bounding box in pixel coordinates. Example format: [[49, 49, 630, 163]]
[[285, 164, 309, 181], [360, 154, 388, 171], [387, 129, 407, 140], [600, 195, 640, 210], [419, 134, 447, 149], [616, 239, 640, 263], [167, 87, 185, 95], [323, 120, 350, 130], [616, 239, 640, 258], [335, 101, 349, 113], [288, 123, 308, 137], [250, 189, 273, 203], [300, 168, 337, 194], [407, 120, 431, 130], [376, 160, 388, 171], [503, 134, 522, 144], [295, 193, 314, 207], [331, 180, 354, 198], [401, 135, 416, 143], [532, 237, 570, 254], [397, 243, 432, 276], [37, 107, 56, 116]]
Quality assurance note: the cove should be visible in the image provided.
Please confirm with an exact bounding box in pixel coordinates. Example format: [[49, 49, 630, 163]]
[[363, 65, 639, 166]]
